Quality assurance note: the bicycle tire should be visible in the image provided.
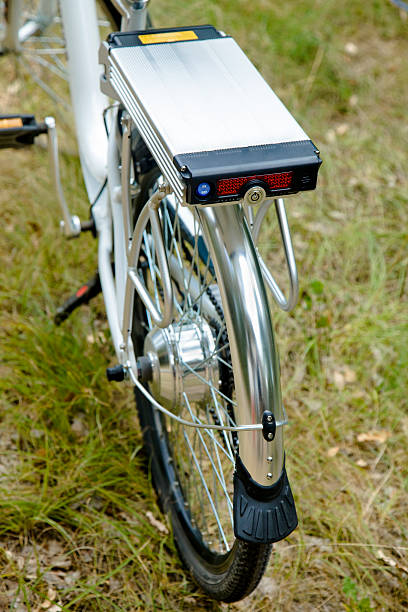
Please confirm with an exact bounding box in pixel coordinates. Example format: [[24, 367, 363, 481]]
[[131, 167, 272, 602]]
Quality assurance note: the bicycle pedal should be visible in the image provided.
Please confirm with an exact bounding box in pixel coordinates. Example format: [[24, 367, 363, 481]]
[[0, 114, 47, 149], [54, 273, 102, 325]]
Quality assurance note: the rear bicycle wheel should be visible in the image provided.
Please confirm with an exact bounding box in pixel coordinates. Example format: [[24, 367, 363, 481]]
[[132, 170, 272, 603], [1, 0, 115, 114]]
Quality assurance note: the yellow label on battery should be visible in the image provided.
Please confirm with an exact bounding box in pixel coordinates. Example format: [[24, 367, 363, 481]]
[[139, 31, 198, 45], [0, 118, 23, 129]]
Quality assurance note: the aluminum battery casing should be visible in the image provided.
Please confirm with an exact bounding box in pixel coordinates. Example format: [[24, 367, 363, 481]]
[[100, 29, 318, 203]]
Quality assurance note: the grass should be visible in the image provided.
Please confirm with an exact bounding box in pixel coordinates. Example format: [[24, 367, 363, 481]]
[[0, 0, 407, 609]]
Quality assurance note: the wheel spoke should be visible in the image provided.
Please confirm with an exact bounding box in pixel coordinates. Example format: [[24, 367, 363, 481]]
[[138, 180, 237, 554], [182, 430, 229, 551]]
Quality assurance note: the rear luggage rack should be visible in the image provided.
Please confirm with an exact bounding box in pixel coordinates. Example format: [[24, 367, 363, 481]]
[[100, 25, 321, 206]]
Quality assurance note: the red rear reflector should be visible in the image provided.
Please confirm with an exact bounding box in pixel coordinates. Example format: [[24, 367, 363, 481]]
[[216, 171, 293, 196]]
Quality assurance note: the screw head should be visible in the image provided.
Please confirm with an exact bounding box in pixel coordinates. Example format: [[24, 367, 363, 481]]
[[267, 456, 273, 463], [267, 472, 273, 480], [180, 165, 187, 172], [267, 432, 274, 440], [267, 414, 273, 422]]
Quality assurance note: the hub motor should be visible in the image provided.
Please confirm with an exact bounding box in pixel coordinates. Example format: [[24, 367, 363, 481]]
[[143, 318, 219, 410]]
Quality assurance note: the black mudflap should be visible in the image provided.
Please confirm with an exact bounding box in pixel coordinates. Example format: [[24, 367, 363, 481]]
[[233, 455, 298, 544]]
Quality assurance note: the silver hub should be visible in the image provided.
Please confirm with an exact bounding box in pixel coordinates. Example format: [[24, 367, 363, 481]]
[[143, 318, 219, 410]]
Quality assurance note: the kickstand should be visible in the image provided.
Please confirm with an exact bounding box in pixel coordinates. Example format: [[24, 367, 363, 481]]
[[55, 272, 102, 325]]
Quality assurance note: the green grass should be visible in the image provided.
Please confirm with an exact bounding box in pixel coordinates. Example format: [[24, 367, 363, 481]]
[[1, 0, 408, 609]]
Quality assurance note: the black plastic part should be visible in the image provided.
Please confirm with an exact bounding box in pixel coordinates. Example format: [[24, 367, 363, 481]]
[[107, 25, 224, 48], [80, 219, 96, 234], [99, 0, 122, 30], [136, 356, 153, 383], [106, 365, 125, 382], [54, 273, 102, 325], [174, 140, 322, 205], [131, 130, 156, 177], [262, 411, 276, 441], [0, 114, 47, 149], [233, 455, 298, 544]]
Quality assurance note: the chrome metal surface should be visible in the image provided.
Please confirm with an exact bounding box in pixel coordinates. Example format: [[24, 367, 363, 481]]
[[122, 183, 174, 332], [198, 204, 285, 486], [108, 108, 127, 319], [126, 192, 288, 550], [144, 318, 219, 409], [255, 198, 299, 312], [120, 114, 133, 246], [111, 0, 149, 31], [45, 116, 81, 238], [244, 185, 266, 206]]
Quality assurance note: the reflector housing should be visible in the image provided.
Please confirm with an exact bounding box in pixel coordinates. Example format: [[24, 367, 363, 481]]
[[217, 171, 293, 197]]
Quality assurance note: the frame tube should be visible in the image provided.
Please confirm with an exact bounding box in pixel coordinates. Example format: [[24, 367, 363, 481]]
[[59, 0, 108, 202]]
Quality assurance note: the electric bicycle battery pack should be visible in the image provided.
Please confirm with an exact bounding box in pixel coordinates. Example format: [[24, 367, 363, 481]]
[[100, 25, 322, 206]]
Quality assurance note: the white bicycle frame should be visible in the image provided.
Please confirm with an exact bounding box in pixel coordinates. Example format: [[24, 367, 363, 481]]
[[7, 0, 301, 488]]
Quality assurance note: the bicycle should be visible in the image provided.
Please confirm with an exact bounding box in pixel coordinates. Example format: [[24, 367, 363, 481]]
[[0, 0, 322, 602]]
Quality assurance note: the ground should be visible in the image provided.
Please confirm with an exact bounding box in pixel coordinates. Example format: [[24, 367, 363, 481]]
[[0, 0, 407, 610]]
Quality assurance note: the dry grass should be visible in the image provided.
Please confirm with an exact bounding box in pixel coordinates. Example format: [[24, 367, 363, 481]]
[[0, 0, 407, 610]]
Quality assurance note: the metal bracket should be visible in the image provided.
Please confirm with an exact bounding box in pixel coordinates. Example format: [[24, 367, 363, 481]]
[[123, 181, 174, 330], [252, 198, 299, 312], [110, 0, 150, 31], [45, 117, 81, 238], [262, 410, 277, 441]]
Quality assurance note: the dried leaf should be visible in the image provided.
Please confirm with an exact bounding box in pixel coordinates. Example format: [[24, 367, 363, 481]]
[[71, 416, 89, 438], [343, 366, 357, 383], [357, 431, 391, 444], [333, 371, 345, 390], [345, 42, 358, 56], [41, 601, 52, 610], [146, 511, 169, 535], [377, 550, 408, 575], [336, 123, 349, 136], [47, 540, 63, 556], [64, 570, 81, 586], [50, 554, 71, 570], [327, 446, 340, 457], [47, 588, 57, 602], [356, 459, 369, 468]]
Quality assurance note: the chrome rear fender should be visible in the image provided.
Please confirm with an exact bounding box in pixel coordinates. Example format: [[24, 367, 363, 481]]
[[198, 204, 284, 487]]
